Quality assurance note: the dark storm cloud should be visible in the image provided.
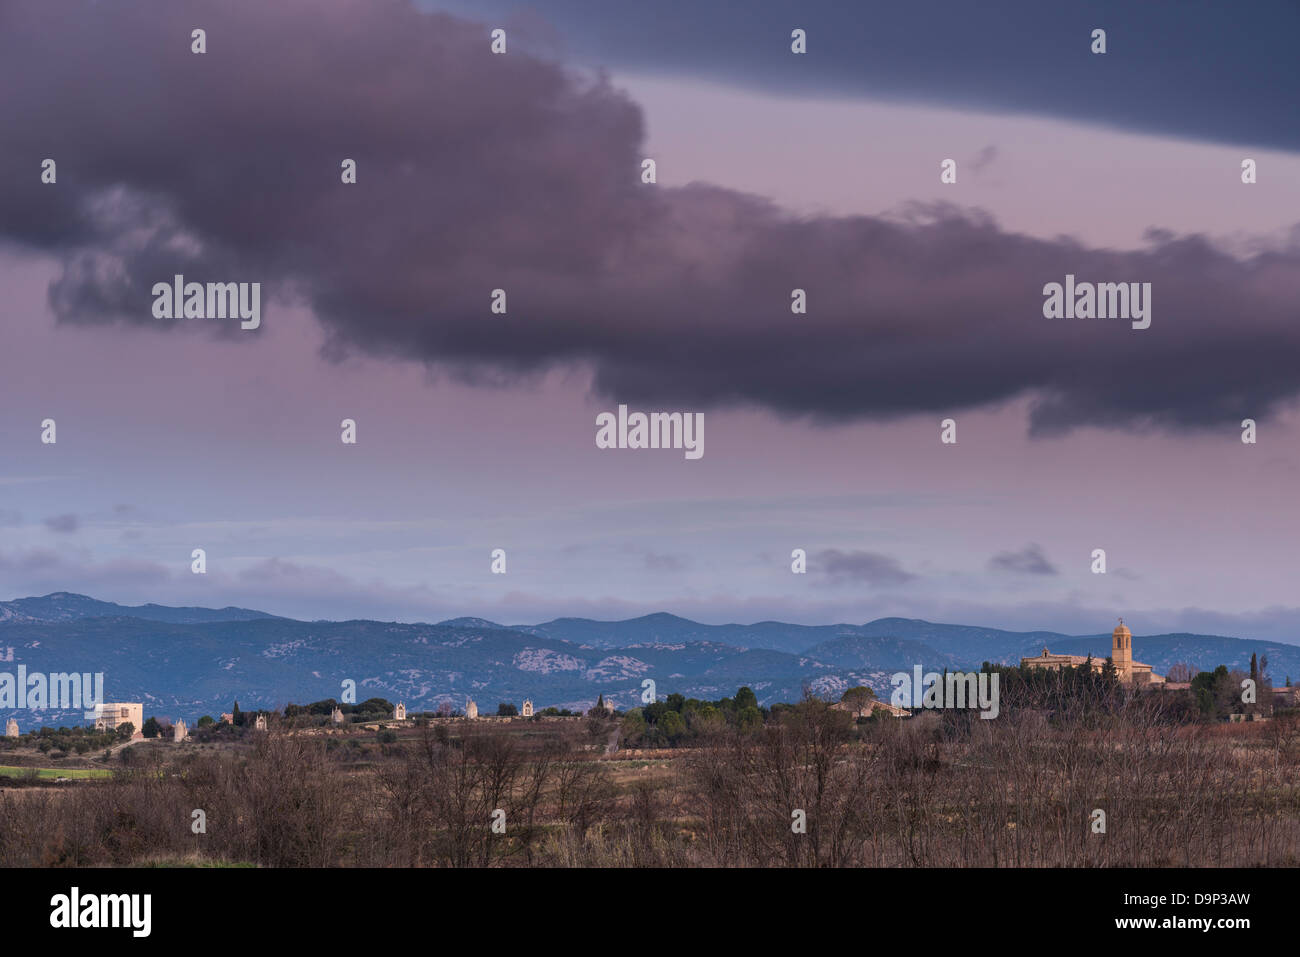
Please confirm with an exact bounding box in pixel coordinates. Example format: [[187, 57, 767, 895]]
[[813, 550, 916, 587], [0, 548, 171, 588], [618, 544, 686, 573], [642, 551, 686, 573], [969, 146, 998, 176], [3, 0, 1300, 435], [432, 0, 1300, 152], [44, 514, 80, 534], [988, 544, 1058, 576]]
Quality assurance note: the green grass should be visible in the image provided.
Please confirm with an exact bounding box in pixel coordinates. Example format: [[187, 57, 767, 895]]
[[0, 764, 113, 780]]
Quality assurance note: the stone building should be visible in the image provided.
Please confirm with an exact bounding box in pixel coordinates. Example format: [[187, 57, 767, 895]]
[[831, 696, 910, 719], [253, 714, 267, 731], [330, 706, 344, 725], [465, 698, 478, 720], [5, 718, 18, 737], [1022, 648, 1105, 673], [393, 702, 406, 721], [521, 699, 534, 718], [94, 702, 144, 735], [1021, 619, 1164, 686], [219, 712, 234, 725], [173, 719, 187, 742]]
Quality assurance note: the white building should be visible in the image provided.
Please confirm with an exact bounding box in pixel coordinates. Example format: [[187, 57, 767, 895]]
[[94, 702, 144, 735]]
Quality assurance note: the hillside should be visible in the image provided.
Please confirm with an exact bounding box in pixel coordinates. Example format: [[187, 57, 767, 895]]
[[1, 593, 1296, 724]]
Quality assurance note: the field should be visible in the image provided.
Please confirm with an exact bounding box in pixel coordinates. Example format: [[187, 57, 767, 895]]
[[0, 765, 114, 781], [3, 695, 1300, 868]]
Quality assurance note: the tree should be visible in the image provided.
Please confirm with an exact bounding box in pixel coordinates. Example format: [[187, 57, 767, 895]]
[[689, 705, 726, 737], [232, 701, 243, 727], [142, 716, 161, 738], [1258, 655, 1273, 713], [734, 687, 759, 711], [659, 709, 686, 743], [497, 703, 518, 717], [736, 705, 763, 731], [1166, 662, 1194, 683], [840, 686, 876, 718], [1191, 665, 1233, 719], [197, 715, 214, 728], [116, 722, 135, 740], [621, 709, 648, 746]]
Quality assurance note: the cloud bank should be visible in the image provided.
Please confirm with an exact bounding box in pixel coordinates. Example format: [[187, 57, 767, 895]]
[[2, 0, 1298, 436]]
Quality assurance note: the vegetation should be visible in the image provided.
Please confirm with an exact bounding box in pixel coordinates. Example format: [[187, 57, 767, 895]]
[[3, 685, 1298, 868], [282, 697, 395, 723], [0, 724, 124, 756], [0, 765, 113, 780], [1, 665, 1291, 868]]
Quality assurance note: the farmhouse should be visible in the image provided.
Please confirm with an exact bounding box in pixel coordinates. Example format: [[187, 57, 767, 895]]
[[93, 702, 144, 735]]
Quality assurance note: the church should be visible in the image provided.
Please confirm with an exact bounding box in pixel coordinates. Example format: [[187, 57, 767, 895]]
[[1021, 619, 1165, 686]]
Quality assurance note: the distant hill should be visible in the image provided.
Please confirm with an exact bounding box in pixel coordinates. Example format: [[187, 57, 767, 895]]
[[0, 616, 873, 725], [845, 618, 1077, 663], [1, 593, 1296, 725], [800, 633, 962, 672], [0, 591, 279, 625], [515, 614, 1090, 661], [517, 613, 873, 654], [437, 617, 507, 630]]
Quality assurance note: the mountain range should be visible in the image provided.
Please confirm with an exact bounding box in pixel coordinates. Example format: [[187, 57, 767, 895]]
[[1, 593, 1295, 725]]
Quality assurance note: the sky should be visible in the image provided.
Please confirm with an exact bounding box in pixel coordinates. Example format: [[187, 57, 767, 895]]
[[1, 0, 1298, 639]]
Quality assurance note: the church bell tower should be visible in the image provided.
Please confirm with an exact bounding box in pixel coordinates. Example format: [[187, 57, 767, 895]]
[[1111, 618, 1132, 681]]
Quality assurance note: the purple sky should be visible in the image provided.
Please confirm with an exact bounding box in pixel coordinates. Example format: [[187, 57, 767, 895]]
[[1, 0, 1298, 640]]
